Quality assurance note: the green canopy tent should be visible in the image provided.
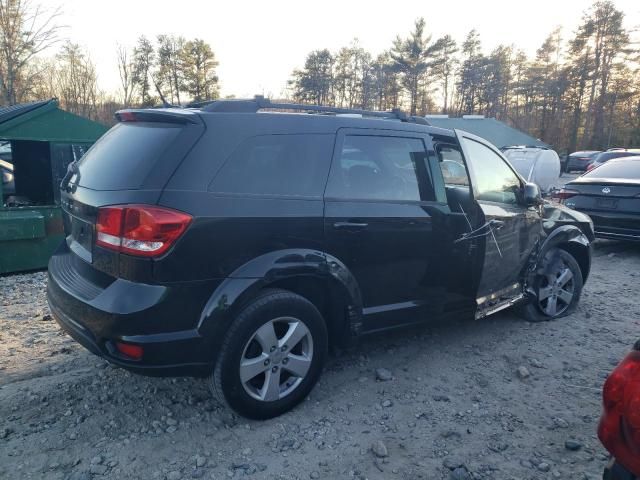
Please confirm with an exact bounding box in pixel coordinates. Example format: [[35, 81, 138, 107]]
[[0, 99, 108, 274]]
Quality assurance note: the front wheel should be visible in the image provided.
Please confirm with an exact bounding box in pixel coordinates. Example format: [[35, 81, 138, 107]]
[[517, 248, 583, 322], [210, 289, 328, 419]]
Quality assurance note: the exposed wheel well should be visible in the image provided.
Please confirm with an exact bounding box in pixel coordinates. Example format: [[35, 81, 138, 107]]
[[556, 242, 590, 282], [261, 276, 350, 348]]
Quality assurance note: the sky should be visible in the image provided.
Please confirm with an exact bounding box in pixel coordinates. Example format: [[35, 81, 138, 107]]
[[44, 0, 640, 100]]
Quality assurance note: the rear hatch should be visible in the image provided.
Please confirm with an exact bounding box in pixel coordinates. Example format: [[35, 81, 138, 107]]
[[60, 110, 204, 279]]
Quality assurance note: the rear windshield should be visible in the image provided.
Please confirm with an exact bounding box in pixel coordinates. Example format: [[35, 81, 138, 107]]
[[570, 151, 599, 158], [584, 159, 640, 179], [593, 151, 638, 163], [76, 123, 182, 190]]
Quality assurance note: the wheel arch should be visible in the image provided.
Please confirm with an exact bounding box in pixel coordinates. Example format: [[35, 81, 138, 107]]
[[537, 225, 592, 283], [196, 249, 364, 358]]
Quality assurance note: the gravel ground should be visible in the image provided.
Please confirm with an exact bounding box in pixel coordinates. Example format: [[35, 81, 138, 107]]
[[1, 239, 639, 480]]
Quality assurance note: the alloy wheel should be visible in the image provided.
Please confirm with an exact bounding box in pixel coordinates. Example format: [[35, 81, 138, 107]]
[[537, 258, 575, 317], [239, 317, 314, 402]]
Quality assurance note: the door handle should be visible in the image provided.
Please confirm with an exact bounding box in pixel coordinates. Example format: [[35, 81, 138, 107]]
[[333, 221, 369, 230]]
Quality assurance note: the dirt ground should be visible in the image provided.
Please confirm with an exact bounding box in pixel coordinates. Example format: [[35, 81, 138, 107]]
[[1, 239, 639, 480]]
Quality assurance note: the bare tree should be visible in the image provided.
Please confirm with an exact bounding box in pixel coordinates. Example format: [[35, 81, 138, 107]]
[[116, 44, 136, 107], [54, 42, 99, 119], [0, 0, 61, 104], [156, 35, 185, 104]]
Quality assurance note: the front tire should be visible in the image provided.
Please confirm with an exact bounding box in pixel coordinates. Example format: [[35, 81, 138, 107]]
[[517, 248, 583, 322], [210, 289, 328, 419]]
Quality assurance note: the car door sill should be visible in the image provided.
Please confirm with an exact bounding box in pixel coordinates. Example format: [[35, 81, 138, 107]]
[[476, 293, 525, 319]]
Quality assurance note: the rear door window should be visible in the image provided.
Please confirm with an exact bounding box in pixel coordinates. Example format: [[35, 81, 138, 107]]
[[325, 135, 433, 201], [209, 134, 334, 198], [76, 123, 183, 190]]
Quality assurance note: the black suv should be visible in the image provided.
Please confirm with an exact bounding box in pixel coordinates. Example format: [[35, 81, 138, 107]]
[[48, 97, 594, 419]]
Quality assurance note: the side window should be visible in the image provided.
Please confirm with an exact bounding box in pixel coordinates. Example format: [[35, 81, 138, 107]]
[[436, 143, 470, 187], [325, 135, 432, 201], [461, 137, 521, 205], [209, 134, 334, 197]]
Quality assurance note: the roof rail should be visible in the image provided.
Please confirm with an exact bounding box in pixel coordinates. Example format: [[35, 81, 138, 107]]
[[199, 95, 430, 125]]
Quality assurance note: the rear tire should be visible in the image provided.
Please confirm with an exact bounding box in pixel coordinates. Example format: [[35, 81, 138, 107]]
[[210, 289, 328, 419], [517, 248, 583, 322]]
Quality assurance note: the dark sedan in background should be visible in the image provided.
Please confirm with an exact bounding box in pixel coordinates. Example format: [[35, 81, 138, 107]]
[[558, 157, 640, 242], [565, 150, 601, 173], [587, 149, 640, 172]]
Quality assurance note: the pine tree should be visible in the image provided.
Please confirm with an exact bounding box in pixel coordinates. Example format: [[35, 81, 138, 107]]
[[132, 36, 155, 107], [182, 39, 219, 102], [428, 35, 458, 113], [390, 17, 432, 115], [290, 49, 334, 105]]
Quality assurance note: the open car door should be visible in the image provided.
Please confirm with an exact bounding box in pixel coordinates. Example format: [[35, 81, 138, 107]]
[[454, 129, 543, 318]]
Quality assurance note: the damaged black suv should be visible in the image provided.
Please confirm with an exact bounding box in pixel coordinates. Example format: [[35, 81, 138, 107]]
[[48, 97, 594, 419]]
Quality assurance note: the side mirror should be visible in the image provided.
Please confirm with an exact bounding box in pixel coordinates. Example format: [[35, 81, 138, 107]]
[[523, 182, 542, 206]]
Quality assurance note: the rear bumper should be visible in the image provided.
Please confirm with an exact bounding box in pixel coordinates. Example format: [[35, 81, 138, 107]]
[[572, 209, 640, 242], [48, 296, 209, 376], [604, 459, 638, 480], [47, 245, 221, 376]]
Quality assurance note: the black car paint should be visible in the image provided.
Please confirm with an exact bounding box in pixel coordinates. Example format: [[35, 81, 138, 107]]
[[48, 110, 594, 376], [564, 166, 640, 242], [603, 461, 638, 480]]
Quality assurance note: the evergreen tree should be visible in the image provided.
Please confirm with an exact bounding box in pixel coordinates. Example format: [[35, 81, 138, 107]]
[[390, 17, 432, 115], [428, 35, 458, 113], [182, 39, 219, 102], [290, 49, 334, 105], [132, 36, 155, 107]]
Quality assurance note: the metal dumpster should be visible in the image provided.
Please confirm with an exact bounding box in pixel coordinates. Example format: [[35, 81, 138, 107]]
[[0, 100, 107, 274]]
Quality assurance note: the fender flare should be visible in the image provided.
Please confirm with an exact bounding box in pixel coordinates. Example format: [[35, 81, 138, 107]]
[[196, 249, 363, 355]]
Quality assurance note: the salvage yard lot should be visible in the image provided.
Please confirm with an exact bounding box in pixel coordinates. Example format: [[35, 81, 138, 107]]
[[1, 240, 639, 480]]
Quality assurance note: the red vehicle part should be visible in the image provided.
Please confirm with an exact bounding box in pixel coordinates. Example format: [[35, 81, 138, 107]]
[[598, 350, 640, 476]]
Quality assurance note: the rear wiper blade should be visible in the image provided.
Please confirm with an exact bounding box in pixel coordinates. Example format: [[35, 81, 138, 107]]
[[61, 160, 80, 193]]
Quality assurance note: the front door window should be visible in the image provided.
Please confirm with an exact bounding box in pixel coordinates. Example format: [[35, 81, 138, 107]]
[[460, 137, 521, 204]]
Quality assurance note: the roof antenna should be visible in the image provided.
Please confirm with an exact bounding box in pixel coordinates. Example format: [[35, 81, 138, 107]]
[[152, 77, 174, 108]]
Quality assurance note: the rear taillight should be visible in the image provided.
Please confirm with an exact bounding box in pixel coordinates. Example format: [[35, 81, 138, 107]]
[[598, 350, 640, 475], [587, 163, 597, 171], [554, 188, 579, 203], [96, 205, 191, 257]]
